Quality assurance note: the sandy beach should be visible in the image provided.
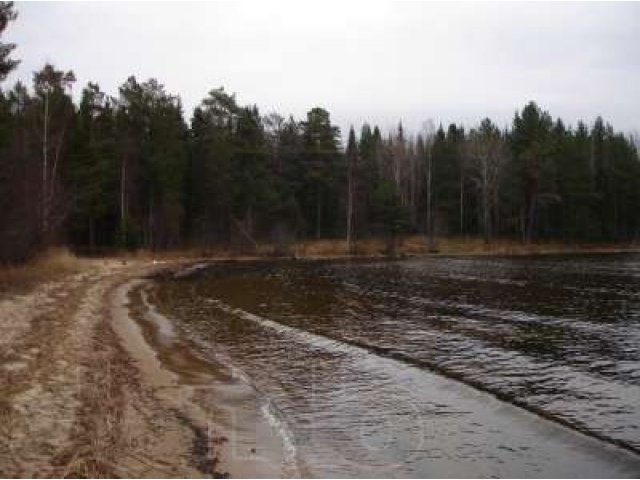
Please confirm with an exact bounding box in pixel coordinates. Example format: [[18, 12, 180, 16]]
[[0, 258, 240, 478]]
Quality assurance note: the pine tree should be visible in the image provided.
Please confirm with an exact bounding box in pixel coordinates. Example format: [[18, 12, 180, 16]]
[[0, 2, 18, 81], [300, 107, 341, 238]]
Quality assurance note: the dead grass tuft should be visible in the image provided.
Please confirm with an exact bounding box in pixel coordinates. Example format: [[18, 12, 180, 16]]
[[51, 323, 129, 479], [0, 248, 88, 297], [294, 239, 350, 257]]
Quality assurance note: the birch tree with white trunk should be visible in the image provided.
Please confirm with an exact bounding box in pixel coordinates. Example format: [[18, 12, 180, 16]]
[[466, 118, 508, 245], [33, 64, 75, 237]]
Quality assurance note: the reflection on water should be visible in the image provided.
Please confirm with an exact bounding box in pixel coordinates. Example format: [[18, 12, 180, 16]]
[[149, 254, 640, 477]]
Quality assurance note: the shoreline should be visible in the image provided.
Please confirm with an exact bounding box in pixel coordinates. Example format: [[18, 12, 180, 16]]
[[1, 250, 640, 476], [108, 238, 640, 269], [114, 277, 298, 478], [0, 258, 242, 478]]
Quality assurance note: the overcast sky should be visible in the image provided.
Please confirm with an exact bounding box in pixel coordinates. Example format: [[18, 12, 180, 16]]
[[5, 1, 640, 136]]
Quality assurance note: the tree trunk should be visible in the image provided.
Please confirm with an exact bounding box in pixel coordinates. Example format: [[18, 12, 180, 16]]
[[89, 216, 95, 250], [41, 89, 49, 236], [459, 173, 464, 235], [316, 184, 322, 239], [120, 158, 126, 224], [483, 191, 491, 244], [119, 156, 127, 246], [482, 159, 491, 245], [346, 165, 353, 254], [147, 199, 154, 250], [526, 194, 537, 244], [426, 153, 435, 250]]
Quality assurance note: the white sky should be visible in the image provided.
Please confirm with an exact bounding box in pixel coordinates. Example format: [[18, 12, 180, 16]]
[[5, 1, 640, 136]]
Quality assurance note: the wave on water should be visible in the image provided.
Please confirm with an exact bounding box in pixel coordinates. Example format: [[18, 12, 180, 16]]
[[207, 297, 640, 458], [211, 349, 303, 477], [140, 286, 176, 341], [138, 291, 303, 477], [260, 401, 301, 477]]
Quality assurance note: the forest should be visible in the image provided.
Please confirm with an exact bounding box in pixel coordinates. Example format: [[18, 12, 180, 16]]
[[1, 3, 639, 263]]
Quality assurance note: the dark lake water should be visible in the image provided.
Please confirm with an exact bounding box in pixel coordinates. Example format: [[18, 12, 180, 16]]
[[146, 254, 640, 477]]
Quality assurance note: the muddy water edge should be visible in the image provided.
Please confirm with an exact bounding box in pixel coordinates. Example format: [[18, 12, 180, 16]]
[[113, 277, 298, 478], [141, 255, 640, 478]]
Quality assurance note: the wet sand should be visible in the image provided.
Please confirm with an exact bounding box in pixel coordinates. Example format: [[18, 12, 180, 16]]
[[0, 258, 282, 477], [113, 278, 296, 477]]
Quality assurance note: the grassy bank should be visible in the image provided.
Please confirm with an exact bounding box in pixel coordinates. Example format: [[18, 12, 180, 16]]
[[3, 237, 637, 296], [109, 235, 640, 262], [292, 236, 640, 257]]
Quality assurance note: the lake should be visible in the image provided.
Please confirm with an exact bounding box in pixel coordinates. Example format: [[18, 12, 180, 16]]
[[141, 254, 640, 477]]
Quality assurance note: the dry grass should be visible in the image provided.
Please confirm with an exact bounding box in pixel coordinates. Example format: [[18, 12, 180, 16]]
[[109, 236, 640, 264], [0, 248, 87, 297], [431, 237, 639, 256], [52, 325, 129, 479], [287, 236, 640, 258], [3, 236, 633, 295], [293, 239, 351, 257]]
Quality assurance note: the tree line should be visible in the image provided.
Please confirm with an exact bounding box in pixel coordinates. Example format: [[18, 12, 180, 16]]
[[1, 2, 639, 262]]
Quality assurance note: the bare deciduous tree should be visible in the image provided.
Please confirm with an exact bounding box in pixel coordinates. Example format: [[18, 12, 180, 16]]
[[421, 120, 436, 250], [466, 118, 508, 244], [34, 64, 75, 238]]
